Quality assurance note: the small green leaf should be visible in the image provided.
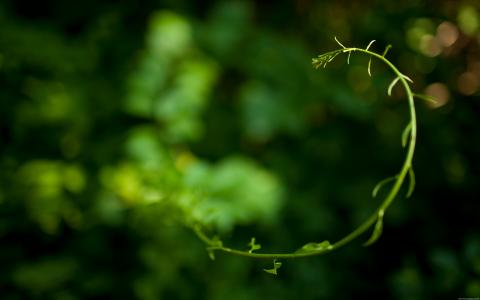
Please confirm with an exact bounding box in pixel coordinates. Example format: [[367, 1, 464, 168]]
[[206, 236, 223, 260], [388, 77, 401, 96], [372, 175, 398, 198], [406, 168, 415, 198], [365, 40, 375, 77], [207, 249, 216, 260], [248, 237, 261, 253], [413, 93, 438, 104], [382, 44, 392, 57], [363, 213, 384, 246], [328, 54, 337, 62], [296, 240, 332, 253], [211, 236, 223, 247], [334, 36, 346, 49], [402, 74, 414, 83], [402, 122, 412, 148], [368, 57, 372, 77], [366, 40, 376, 51], [312, 50, 343, 69], [264, 259, 282, 275]]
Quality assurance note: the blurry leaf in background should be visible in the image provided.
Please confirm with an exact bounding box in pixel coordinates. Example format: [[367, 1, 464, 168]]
[[98, 123, 284, 233], [430, 248, 463, 291], [12, 257, 77, 293], [99, 127, 179, 208], [390, 263, 423, 300], [0, 15, 93, 72], [19, 79, 75, 124], [200, 1, 253, 59], [183, 157, 284, 232], [457, 4, 479, 35], [125, 127, 172, 170], [465, 236, 480, 275], [125, 11, 219, 143], [240, 80, 301, 141], [17, 161, 85, 233], [148, 11, 192, 57]]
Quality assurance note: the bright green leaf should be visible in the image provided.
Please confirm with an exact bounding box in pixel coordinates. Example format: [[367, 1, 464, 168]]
[[264, 259, 282, 275], [402, 74, 414, 83], [364, 214, 384, 246], [366, 40, 376, 51], [402, 122, 412, 148], [388, 77, 401, 96], [413, 93, 438, 104], [372, 175, 398, 198], [334, 36, 346, 49], [296, 240, 332, 253], [207, 249, 216, 260], [407, 168, 416, 198], [382, 44, 392, 57], [248, 237, 261, 253]]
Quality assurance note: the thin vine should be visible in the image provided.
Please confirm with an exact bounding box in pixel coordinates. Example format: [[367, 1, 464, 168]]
[[192, 37, 434, 273]]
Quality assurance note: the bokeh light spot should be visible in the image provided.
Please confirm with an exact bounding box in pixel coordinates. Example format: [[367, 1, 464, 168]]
[[148, 11, 192, 56], [406, 18, 435, 54], [458, 5, 479, 35], [424, 82, 450, 108], [420, 34, 442, 57], [436, 21, 459, 47], [457, 72, 479, 95]]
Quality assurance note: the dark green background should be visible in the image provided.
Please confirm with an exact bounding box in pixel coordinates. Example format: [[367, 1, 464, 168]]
[[1, 0, 479, 299]]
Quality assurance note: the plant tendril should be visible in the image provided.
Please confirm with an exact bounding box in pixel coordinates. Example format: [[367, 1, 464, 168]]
[[193, 37, 418, 263]]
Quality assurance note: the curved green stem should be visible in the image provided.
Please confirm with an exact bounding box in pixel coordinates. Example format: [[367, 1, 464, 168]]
[[194, 44, 417, 260]]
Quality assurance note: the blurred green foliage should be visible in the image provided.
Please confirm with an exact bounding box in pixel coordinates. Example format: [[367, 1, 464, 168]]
[[1, 0, 480, 299]]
